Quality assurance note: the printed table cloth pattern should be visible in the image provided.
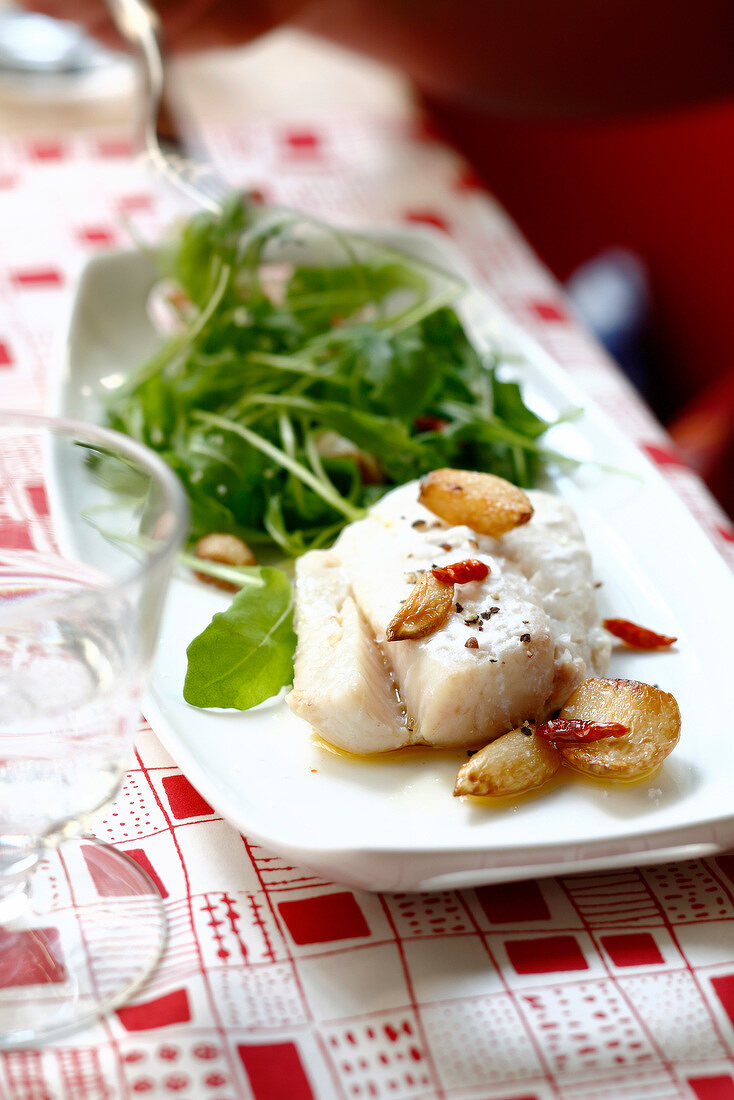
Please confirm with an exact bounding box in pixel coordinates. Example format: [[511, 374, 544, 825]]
[[0, 82, 733, 1100]]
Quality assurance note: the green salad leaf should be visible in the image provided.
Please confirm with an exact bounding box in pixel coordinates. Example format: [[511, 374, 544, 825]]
[[106, 193, 559, 559], [183, 566, 295, 709]]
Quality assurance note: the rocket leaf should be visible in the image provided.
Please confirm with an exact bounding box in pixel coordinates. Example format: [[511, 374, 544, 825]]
[[183, 567, 295, 710]]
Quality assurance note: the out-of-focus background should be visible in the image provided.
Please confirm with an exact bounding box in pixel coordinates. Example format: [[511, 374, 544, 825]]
[[425, 92, 734, 518], [1, 0, 732, 516]]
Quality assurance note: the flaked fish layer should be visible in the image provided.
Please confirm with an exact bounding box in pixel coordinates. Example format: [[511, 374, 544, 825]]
[[286, 550, 408, 753], [287, 482, 610, 753]]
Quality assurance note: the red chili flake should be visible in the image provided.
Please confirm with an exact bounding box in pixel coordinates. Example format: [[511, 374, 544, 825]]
[[414, 415, 450, 433], [535, 719, 629, 743], [432, 559, 489, 585], [603, 618, 677, 650]]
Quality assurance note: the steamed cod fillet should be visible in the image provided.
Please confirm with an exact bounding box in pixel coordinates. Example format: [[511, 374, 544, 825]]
[[287, 482, 609, 752], [500, 493, 611, 711], [287, 550, 407, 753]]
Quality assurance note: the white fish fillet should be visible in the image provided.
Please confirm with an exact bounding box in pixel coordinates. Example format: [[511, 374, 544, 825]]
[[287, 481, 609, 753], [287, 550, 407, 752], [500, 492, 611, 710]]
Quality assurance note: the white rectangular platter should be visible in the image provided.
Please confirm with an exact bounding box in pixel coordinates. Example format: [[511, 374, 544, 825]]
[[59, 227, 734, 892]]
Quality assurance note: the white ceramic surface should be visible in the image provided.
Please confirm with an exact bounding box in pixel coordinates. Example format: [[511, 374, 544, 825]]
[[59, 229, 734, 893]]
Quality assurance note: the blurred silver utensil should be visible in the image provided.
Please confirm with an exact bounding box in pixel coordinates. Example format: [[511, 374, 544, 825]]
[[105, 0, 227, 212]]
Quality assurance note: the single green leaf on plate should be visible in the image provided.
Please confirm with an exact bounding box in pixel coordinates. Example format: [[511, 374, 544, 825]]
[[183, 566, 296, 710]]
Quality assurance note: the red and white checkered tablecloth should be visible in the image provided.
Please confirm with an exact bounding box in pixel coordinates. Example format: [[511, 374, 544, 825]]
[[1, 63, 734, 1100]]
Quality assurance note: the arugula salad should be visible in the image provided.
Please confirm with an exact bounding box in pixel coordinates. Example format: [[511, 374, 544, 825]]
[[104, 194, 566, 711]]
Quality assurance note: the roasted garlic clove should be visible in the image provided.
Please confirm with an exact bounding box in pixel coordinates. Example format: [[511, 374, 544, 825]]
[[194, 532, 258, 590], [558, 677, 681, 779], [454, 726, 561, 797], [419, 468, 533, 537], [386, 571, 454, 641]]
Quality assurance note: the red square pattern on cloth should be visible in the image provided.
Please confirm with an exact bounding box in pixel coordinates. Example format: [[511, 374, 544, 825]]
[[505, 935, 588, 974], [10, 268, 63, 288], [403, 209, 450, 233], [116, 988, 191, 1031], [642, 442, 688, 470], [0, 341, 12, 367], [81, 843, 166, 899], [124, 848, 169, 899], [96, 138, 133, 157], [283, 130, 321, 155], [77, 226, 116, 245], [476, 880, 551, 923], [26, 484, 48, 515], [28, 140, 64, 160], [161, 774, 214, 820], [0, 519, 33, 549], [0, 928, 67, 987], [277, 891, 370, 945], [711, 974, 734, 1028], [117, 194, 153, 212], [529, 299, 568, 322], [688, 1075, 734, 1100], [600, 932, 665, 967], [238, 1041, 314, 1100]]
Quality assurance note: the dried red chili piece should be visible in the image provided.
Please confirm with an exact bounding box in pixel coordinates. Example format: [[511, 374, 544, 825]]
[[603, 618, 677, 650], [535, 719, 629, 743], [432, 559, 490, 585]]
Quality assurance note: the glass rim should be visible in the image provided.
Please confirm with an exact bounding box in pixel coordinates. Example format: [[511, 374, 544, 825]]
[[0, 410, 190, 586]]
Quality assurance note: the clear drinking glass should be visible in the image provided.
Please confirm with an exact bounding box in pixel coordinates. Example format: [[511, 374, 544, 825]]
[[0, 412, 188, 1046]]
